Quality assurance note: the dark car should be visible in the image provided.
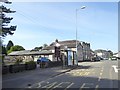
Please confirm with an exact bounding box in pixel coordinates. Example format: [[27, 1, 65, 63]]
[[92, 57, 100, 61]]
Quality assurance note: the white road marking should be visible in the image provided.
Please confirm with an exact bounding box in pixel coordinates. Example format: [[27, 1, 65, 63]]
[[65, 83, 74, 89], [42, 82, 57, 88], [52, 82, 63, 88], [95, 85, 99, 90], [80, 83, 86, 90], [100, 73, 102, 76], [101, 69, 103, 72], [80, 83, 94, 89], [98, 77, 101, 81], [112, 65, 118, 73]]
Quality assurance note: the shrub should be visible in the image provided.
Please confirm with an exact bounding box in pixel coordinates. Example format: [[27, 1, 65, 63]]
[[25, 61, 36, 70], [2, 65, 9, 74]]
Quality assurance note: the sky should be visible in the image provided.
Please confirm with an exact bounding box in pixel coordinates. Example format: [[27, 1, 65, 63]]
[[1, 1, 118, 53]]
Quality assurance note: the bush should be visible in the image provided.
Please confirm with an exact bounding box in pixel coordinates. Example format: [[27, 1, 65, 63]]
[[9, 64, 25, 73], [25, 61, 36, 70], [2, 65, 9, 74]]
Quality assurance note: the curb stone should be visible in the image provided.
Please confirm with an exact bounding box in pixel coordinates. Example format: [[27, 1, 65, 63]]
[[50, 66, 77, 78]]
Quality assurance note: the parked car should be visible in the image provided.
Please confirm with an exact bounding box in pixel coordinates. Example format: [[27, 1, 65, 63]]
[[92, 57, 101, 61], [111, 56, 117, 60], [37, 57, 51, 64], [103, 58, 108, 60]]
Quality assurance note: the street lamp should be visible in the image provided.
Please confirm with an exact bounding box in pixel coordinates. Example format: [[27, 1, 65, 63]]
[[76, 6, 86, 65]]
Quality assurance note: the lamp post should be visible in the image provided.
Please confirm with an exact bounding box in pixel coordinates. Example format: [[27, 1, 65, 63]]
[[76, 6, 86, 65]]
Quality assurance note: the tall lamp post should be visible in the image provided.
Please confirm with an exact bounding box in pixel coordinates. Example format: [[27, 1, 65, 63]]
[[76, 6, 86, 65]]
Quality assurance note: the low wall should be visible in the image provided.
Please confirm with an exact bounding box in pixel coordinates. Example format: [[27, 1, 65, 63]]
[[2, 62, 36, 75]]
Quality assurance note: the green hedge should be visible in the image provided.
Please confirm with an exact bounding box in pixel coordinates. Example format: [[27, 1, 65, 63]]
[[2, 61, 37, 74], [25, 61, 36, 70], [2, 65, 9, 74], [9, 64, 25, 73]]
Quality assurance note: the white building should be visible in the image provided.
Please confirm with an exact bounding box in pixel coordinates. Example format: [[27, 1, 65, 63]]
[[94, 49, 111, 59], [113, 51, 120, 58], [44, 40, 91, 62]]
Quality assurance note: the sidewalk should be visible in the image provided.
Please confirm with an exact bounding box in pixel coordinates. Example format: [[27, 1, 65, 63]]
[[49, 65, 77, 78]]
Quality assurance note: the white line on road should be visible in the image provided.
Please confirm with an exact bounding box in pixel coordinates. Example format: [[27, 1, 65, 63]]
[[65, 82, 74, 90], [101, 69, 103, 72], [80, 83, 94, 90], [98, 77, 101, 81], [100, 73, 102, 76], [112, 65, 118, 73], [80, 83, 86, 90], [95, 85, 99, 90]]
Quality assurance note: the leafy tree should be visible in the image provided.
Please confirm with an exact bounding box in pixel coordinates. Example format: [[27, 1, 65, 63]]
[[107, 50, 113, 56], [43, 44, 48, 48], [0, 1, 17, 37], [2, 45, 7, 55], [31, 44, 48, 51], [31, 46, 43, 51], [0, 1, 16, 64], [6, 40, 14, 51], [8, 45, 25, 54]]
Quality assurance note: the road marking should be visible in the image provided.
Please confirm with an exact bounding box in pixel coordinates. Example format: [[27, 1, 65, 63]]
[[80, 83, 86, 90], [100, 73, 102, 76], [80, 83, 94, 89], [112, 65, 118, 73], [101, 69, 103, 72], [98, 77, 101, 81], [95, 85, 99, 90], [28, 81, 45, 88], [52, 82, 64, 88], [42, 82, 57, 88], [65, 83, 74, 90]]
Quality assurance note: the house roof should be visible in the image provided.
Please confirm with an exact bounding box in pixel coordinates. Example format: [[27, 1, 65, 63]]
[[8, 50, 54, 56], [94, 49, 107, 53], [44, 40, 80, 50]]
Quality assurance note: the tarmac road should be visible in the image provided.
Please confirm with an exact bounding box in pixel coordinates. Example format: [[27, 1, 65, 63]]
[[28, 60, 119, 89], [2, 60, 119, 89]]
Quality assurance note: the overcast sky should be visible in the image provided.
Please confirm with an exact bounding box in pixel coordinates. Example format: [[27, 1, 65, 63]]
[[2, 1, 118, 53]]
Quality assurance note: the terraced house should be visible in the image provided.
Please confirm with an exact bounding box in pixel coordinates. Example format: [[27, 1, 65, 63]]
[[43, 40, 92, 62]]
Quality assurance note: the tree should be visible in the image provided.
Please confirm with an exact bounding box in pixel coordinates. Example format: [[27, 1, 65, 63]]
[[2, 45, 7, 55], [0, 45, 7, 64], [31, 46, 43, 51], [107, 50, 113, 56], [7, 45, 25, 54], [6, 40, 14, 51], [0, 1, 16, 64], [0, 1, 17, 37], [43, 44, 48, 48]]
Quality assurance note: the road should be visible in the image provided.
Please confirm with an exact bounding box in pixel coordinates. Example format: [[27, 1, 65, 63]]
[[2, 60, 119, 89]]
